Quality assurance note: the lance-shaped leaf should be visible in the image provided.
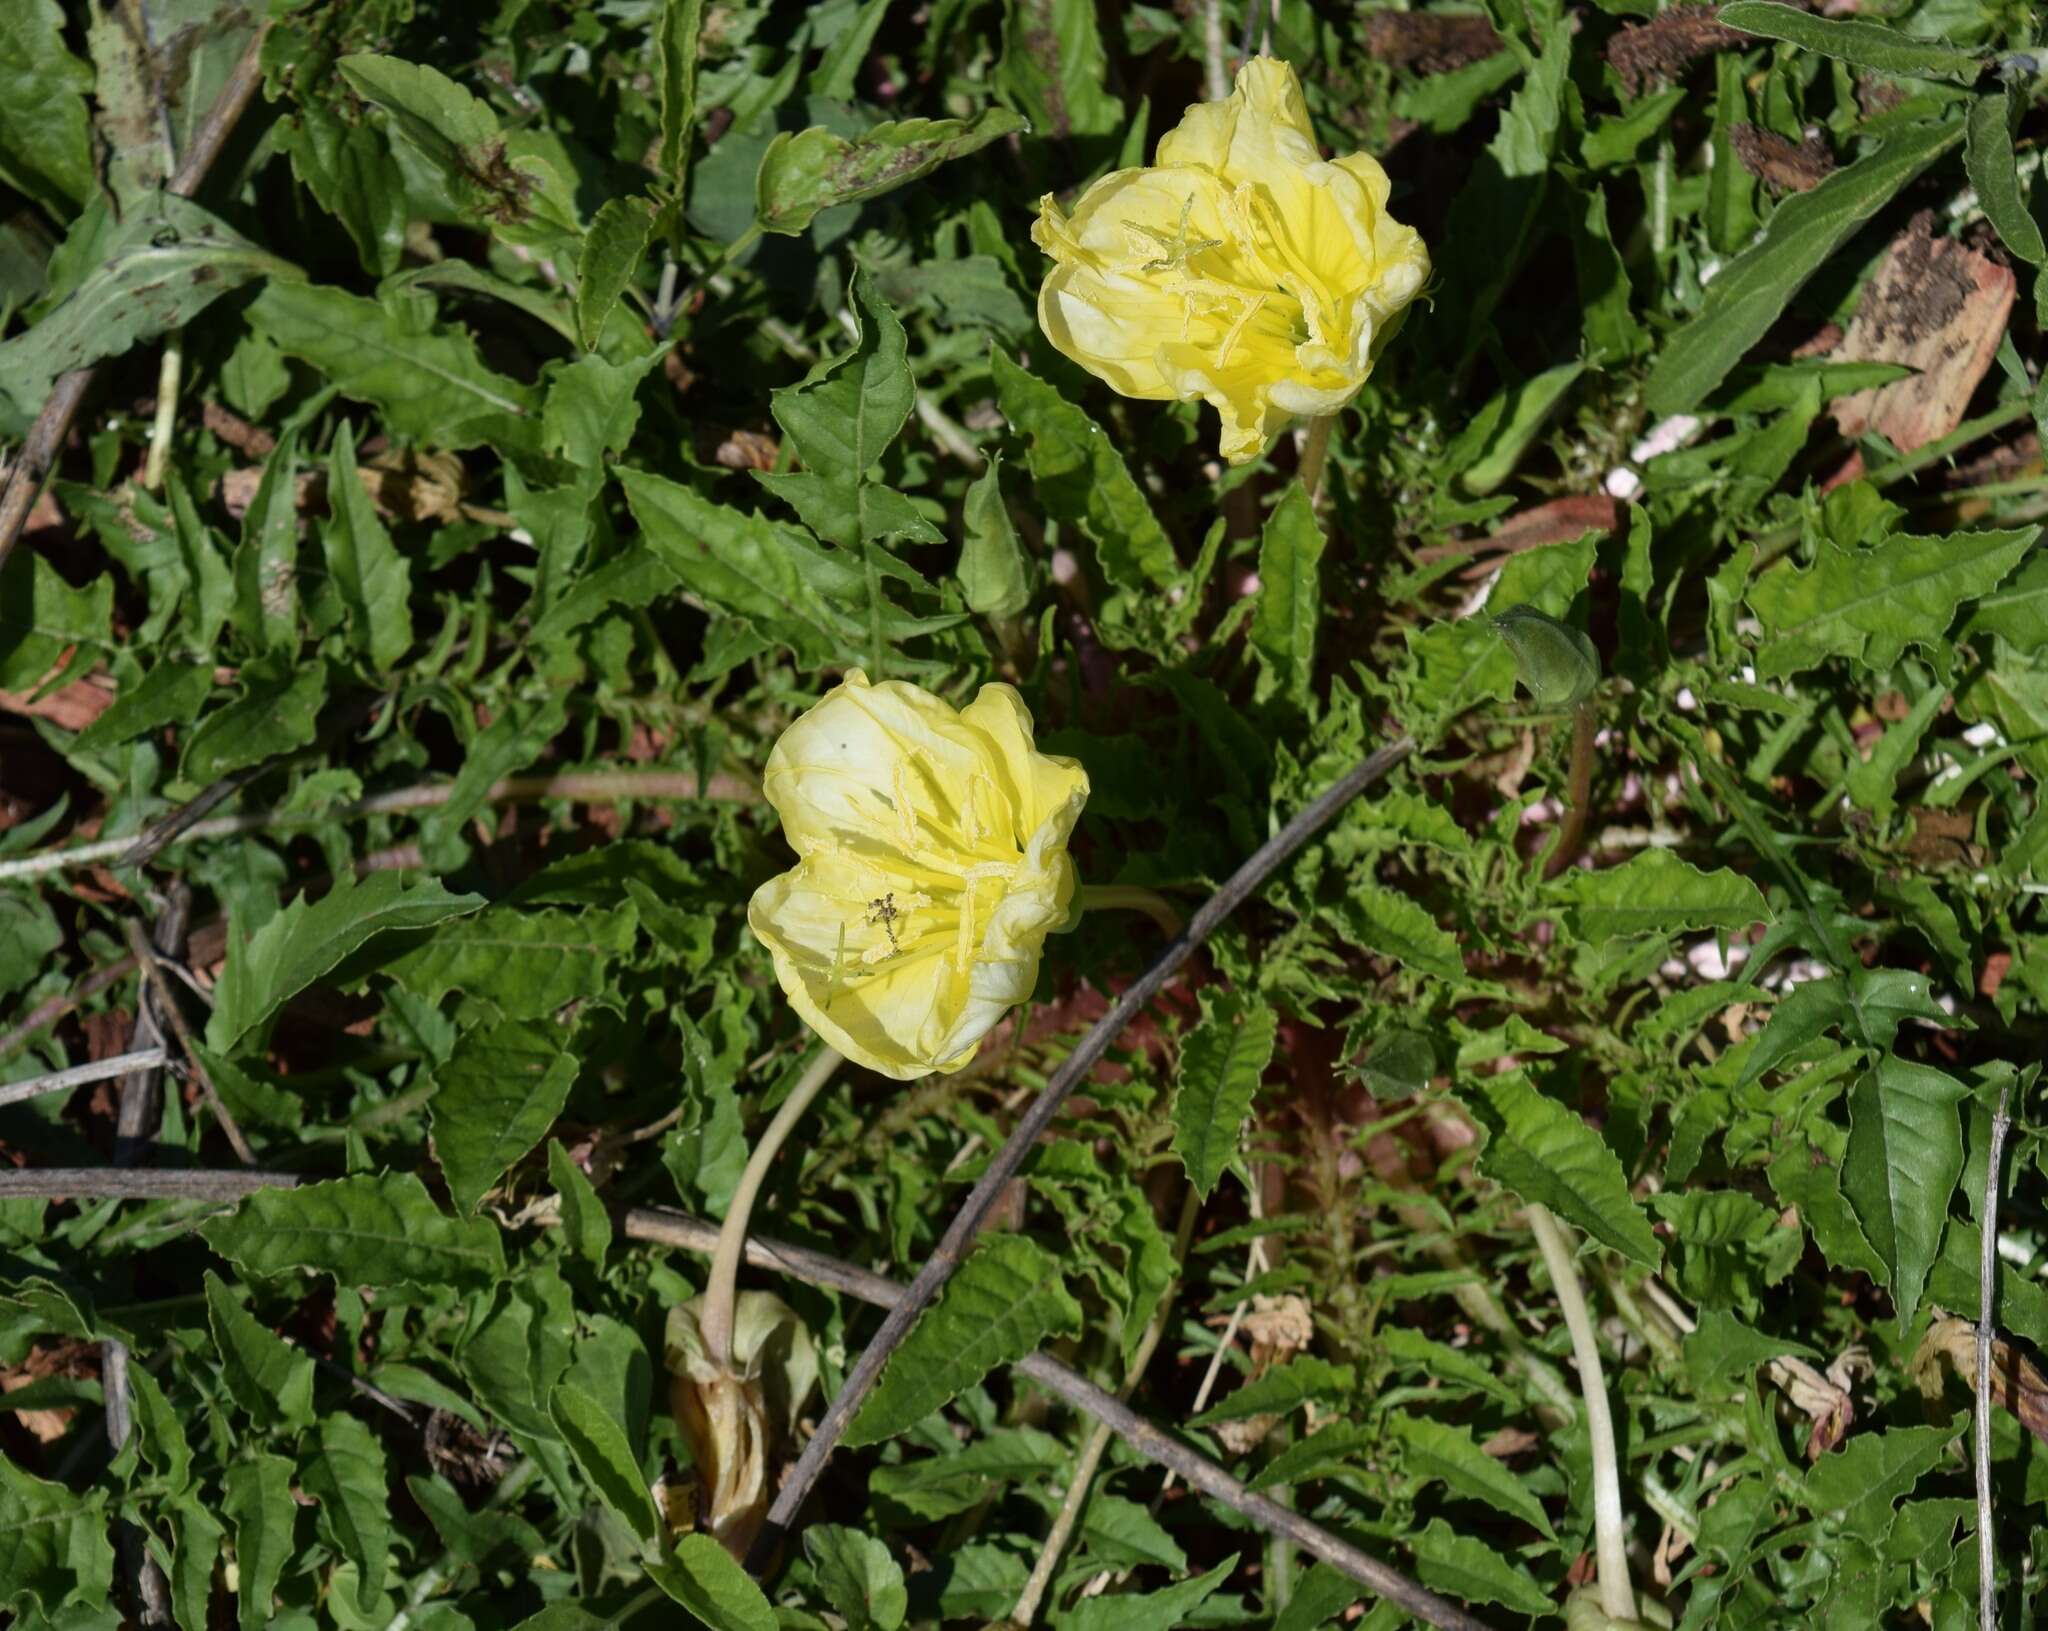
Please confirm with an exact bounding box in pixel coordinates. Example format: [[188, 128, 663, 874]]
[[0, 0, 95, 215], [1251, 485, 1326, 710], [1544, 849, 1772, 943], [1842, 1057, 1969, 1328], [430, 1020, 583, 1215], [1170, 989, 1278, 1198], [755, 109, 1026, 236], [1719, 2, 1984, 82], [1469, 1071, 1661, 1266], [202, 1173, 507, 1293]]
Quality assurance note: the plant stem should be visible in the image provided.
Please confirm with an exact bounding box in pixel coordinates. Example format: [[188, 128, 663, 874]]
[[1978, 1076, 2015, 1631], [1077, 884, 1186, 938], [1297, 414, 1336, 507], [143, 333, 182, 492], [1528, 1203, 1636, 1624], [701, 1047, 844, 1372], [1544, 700, 1597, 880]]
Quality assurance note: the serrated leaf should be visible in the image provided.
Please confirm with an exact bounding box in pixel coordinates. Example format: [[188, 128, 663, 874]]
[[1246, 1421, 1376, 1491], [804, 1525, 908, 1631], [0, 549, 112, 691], [847, 1234, 1082, 1446], [168, 1497, 224, 1631], [1076, 1493, 1186, 1572], [207, 870, 484, 1056], [1800, 1422, 1958, 1527], [1331, 879, 1466, 980], [990, 346, 1184, 637], [1746, 525, 2036, 678], [1842, 1058, 1968, 1328], [1170, 989, 1277, 1199], [549, 1380, 660, 1546], [648, 1533, 778, 1631], [1387, 1414, 1557, 1538], [1470, 1071, 1661, 1266], [203, 1272, 313, 1433], [430, 1021, 581, 1214], [1644, 120, 1963, 414], [1191, 1356, 1355, 1426], [1273, 1563, 1361, 1631], [0, 0, 94, 214], [277, 103, 407, 278], [249, 281, 541, 451], [203, 1173, 506, 1293], [576, 196, 655, 351], [389, 905, 637, 1022], [325, 420, 415, 672], [73, 657, 214, 754], [0, 196, 294, 436], [303, 1414, 392, 1606], [0, 1457, 110, 1616], [1378, 1326, 1520, 1404], [755, 109, 1026, 236], [1410, 1518, 1554, 1616], [223, 1454, 296, 1631], [1544, 849, 1772, 942], [1251, 484, 1325, 710], [1719, 2, 1984, 81], [1061, 1561, 1233, 1631], [656, 0, 706, 196], [548, 1141, 612, 1269], [1963, 554, 2048, 654]]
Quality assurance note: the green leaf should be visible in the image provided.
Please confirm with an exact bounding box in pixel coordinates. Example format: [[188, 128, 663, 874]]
[[1842, 1058, 1969, 1327], [203, 1272, 314, 1433], [202, 1173, 507, 1293], [549, 1380, 660, 1546], [430, 1021, 582, 1214], [277, 104, 407, 278], [1410, 1519, 1553, 1617], [1170, 988, 1278, 1199], [804, 1525, 908, 1631], [0, 0, 95, 214], [325, 421, 415, 672], [389, 905, 637, 1022], [1331, 879, 1466, 980], [1060, 1562, 1233, 1631], [755, 110, 1026, 236], [249, 281, 540, 451], [1644, 120, 1964, 414], [1544, 849, 1773, 942], [647, 1533, 778, 1631], [1718, 1, 1985, 82], [303, 1414, 392, 1606], [1747, 525, 2036, 678], [1470, 1071, 1661, 1266], [811, 0, 893, 101], [847, 1234, 1083, 1446], [1386, 1414, 1557, 1538], [223, 1454, 297, 1631], [1494, 604, 1599, 708], [1800, 1422, 1959, 1528], [168, 1497, 224, 1631], [991, 0, 1123, 138], [1077, 1493, 1186, 1571], [1459, 362, 1585, 494], [1273, 1564, 1362, 1631], [1190, 1356, 1355, 1426], [1963, 553, 2048, 654], [1251, 484, 1326, 710], [207, 870, 484, 1056], [576, 196, 655, 352], [0, 549, 112, 691], [0, 196, 294, 436], [656, 0, 707, 198], [548, 1141, 612, 1269], [178, 658, 325, 784], [417, 694, 569, 870], [0, 1457, 110, 1615], [958, 453, 1033, 619], [73, 658, 213, 754], [1965, 94, 2044, 266]]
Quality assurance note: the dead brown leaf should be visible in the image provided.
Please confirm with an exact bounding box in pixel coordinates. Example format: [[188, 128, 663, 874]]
[[1363, 12, 1503, 72], [715, 429, 780, 471], [0, 663, 116, 731], [1606, 3, 1751, 95], [1912, 1312, 2048, 1446], [1729, 124, 1835, 192], [1830, 211, 2016, 454]]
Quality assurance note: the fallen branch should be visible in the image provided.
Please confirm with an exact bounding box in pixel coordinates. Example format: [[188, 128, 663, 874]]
[[619, 1205, 1494, 1631], [749, 734, 1417, 1565], [0, 1050, 167, 1109], [0, 1168, 300, 1201]]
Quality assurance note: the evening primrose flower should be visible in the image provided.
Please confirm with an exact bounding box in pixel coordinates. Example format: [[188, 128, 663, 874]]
[[1032, 56, 1429, 464], [747, 669, 1089, 1080]]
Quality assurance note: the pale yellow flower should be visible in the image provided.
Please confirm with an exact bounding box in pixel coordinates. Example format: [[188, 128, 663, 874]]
[[1032, 57, 1429, 464], [747, 669, 1090, 1080]]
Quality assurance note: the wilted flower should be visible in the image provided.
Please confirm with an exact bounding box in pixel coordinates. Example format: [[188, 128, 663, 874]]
[[1032, 57, 1429, 464], [747, 669, 1090, 1079]]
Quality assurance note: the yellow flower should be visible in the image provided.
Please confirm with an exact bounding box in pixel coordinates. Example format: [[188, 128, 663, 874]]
[[1032, 57, 1429, 464], [747, 669, 1090, 1080]]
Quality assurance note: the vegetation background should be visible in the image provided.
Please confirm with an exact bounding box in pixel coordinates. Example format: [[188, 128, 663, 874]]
[[1, 0, 2046, 1627]]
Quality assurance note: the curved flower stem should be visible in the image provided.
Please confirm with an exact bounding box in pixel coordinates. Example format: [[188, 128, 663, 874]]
[[701, 1046, 845, 1373], [1077, 884, 1186, 938], [1528, 1204, 1636, 1625], [1543, 700, 1598, 881], [1296, 414, 1336, 507]]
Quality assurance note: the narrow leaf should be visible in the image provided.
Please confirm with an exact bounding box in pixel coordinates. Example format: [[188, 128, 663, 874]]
[[302, 1414, 392, 1604], [325, 420, 414, 672], [1545, 849, 1772, 942], [431, 1021, 582, 1214], [1470, 1071, 1662, 1266], [1719, 2, 1985, 82], [1250, 484, 1326, 710], [1965, 94, 2045, 266], [1386, 1414, 1556, 1538], [576, 196, 655, 351], [223, 1455, 297, 1631], [1171, 989, 1278, 1198], [204, 1272, 314, 1433], [755, 110, 1026, 236], [550, 1381, 660, 1546], [1842, 1058, 1968, 1327], [203, 1173, 507, 1293]]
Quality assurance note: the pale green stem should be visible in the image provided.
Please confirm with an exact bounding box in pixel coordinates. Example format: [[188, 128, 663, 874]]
[[144, 333, 182, 492], [701, 1046, 844, 1372], [1009, 1187, 1202, 1629], [1077, 884, 1185, 939], [1529, 1203, 1636, 1624], [1296, 413, 1336, 506]]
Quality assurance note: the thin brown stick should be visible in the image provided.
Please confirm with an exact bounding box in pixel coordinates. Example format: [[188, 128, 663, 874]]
[[0, 1168, 299, 1200], [0, 24, 272, 574], [1978, 1076, 2014, 1631], [750, 734, 1416, 1566], [126, 919, 255, 1166], [619, 1207, 1494, 1631]]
